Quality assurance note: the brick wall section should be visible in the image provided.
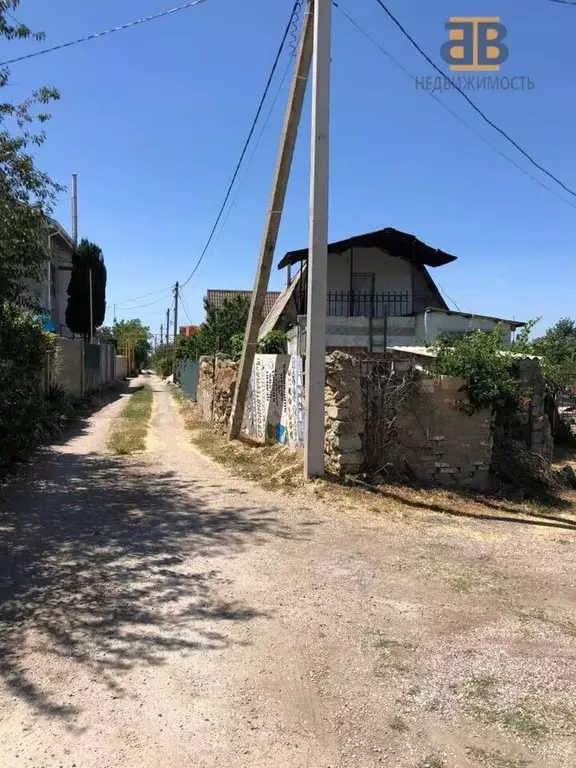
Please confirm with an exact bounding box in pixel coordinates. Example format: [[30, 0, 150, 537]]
[[325, 351, 493, 489], [394, 376, 493, 489], [197, 355, 239, 430], [515, 358, 554, 462], [324, 351, 365, 474]]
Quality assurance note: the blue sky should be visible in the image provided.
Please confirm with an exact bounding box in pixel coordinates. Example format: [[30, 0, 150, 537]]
[[6, 0, 575, 337]]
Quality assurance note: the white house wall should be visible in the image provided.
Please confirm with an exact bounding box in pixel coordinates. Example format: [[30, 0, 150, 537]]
[[415, 311, 513, 344], [327, 248, 413, 294]]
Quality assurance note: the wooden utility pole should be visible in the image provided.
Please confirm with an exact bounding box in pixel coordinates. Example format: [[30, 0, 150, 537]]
[[228, 0, 315, 440], [172, 281, 179, 380], [160, 324, 163, 348], [304, 0, 331, 478], [165, 308, 170, 345]]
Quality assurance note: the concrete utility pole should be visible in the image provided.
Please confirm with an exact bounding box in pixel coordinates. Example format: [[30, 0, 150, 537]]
[[165, 308, 170, 345], [88, 268, 94, 343], [304, 0, 331, 478], [228, 0, 315, 440], [160, 324, 163, 349], [71, 173, 78, 247], [172, 282, 179, 380]]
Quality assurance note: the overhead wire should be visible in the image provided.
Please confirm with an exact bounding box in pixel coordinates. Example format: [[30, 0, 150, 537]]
[[114, 285, 175, 307], [371, 0, 576, 200], [115, 290, 173, 311], [180, 0, 303, 290], [0, 0, 212, 67], [334, 2, 576, 210]]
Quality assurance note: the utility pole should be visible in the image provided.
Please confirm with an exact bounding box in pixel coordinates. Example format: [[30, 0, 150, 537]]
[[89, 268, 94, 343], [304, 0, 331, 478], [71, 173, 78, 247], [228, 0, 315, 440], [160, 324, 163, 349], [172, 281, 179, 380], [165, 308, 170, 345]]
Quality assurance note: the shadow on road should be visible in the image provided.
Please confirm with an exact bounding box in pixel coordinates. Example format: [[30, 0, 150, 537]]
[[0, 443, 294, 724]]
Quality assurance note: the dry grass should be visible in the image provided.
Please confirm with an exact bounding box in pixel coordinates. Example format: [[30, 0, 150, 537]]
[[108, 386, 153, 455], [171, 389, 576, 530]]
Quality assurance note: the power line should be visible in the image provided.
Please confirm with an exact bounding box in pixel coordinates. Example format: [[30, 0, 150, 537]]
[[0, 0, 211, 67], [334, 2, 576, 210], [116, 291, 173, 311], [372, 0, 576, 200], [114, 285, 174, 307], [548, 0, 576, 5], [179, 290, 195, 325], [180, 0, 303, 289]]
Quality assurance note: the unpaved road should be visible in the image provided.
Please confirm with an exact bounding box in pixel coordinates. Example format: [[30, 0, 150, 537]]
[[1, 377, 576, 768]]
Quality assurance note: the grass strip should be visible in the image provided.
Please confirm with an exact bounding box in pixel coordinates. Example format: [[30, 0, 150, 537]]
[[108, 386, 153, 455]]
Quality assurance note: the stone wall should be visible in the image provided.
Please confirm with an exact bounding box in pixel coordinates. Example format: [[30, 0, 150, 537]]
[[197, 355, 239, 430], [514, 357, 554, 462], [324, 352, 365, 474], [393, 376, 493, 488], [324, 351, 493, 489]]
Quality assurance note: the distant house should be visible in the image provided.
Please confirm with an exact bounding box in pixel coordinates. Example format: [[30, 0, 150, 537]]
[[258, 227, 525, 354], [205, 289, 281, 318], [33, 218, 75, 337], [179, 325, 200, 337]]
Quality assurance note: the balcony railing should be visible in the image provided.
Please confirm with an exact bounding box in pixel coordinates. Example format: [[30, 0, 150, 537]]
[[326, 291, 428, 318]]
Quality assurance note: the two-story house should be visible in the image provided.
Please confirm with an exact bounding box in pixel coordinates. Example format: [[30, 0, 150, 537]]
[[259, 227, 524, 353]]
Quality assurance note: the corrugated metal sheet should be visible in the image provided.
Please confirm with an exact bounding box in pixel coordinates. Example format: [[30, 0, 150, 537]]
[[206, 289, 281, 317]]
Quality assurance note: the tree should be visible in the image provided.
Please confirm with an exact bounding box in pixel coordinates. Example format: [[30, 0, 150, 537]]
[[531, 318, 576, 393], [175, 296, 250, 362], [65, 239, 107, 338], [0, 3, 63, 466], [0, 4, 60, 309], [112, 319, 151, 368]]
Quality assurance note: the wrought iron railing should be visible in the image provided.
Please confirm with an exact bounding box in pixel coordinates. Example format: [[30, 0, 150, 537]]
[[326, 291, 428, 318]]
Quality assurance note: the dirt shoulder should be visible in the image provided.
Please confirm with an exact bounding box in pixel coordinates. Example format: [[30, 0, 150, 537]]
[[0, 377, 575, 768]]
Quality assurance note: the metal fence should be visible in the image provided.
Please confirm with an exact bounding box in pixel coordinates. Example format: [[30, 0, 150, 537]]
[[326, 291, 428, 318], [179, 359, 199, 402]]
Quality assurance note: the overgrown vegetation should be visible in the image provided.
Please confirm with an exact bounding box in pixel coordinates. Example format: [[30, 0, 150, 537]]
[[102, 319, 151, 369], [107, 386, 153, 455], [0, 3, 65, 470], [429, 326, 521, 412]]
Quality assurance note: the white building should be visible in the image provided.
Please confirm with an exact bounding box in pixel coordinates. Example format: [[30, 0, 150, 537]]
[[259, 227, 525, 353], [37, 218, 75, 337]]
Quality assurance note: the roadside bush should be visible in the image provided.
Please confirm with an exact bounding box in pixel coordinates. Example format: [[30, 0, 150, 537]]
[[0, 311, 62, 469], [428, 326, 522, 413]]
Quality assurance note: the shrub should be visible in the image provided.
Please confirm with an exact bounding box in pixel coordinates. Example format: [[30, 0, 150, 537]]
[[428, 326, 521, 412]]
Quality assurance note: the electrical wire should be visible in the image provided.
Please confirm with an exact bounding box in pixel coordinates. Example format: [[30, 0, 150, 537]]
[[548, 0, 576, 5], [334, 2, 576, 210], [180, 0, 303, 290], [0, 0, 212, 67], [114, 285, 175, 306], [289, 0, 303, 57], [116, 290, 173, 311], [372, 0, 576, 200], [179, 290, 195, 325]]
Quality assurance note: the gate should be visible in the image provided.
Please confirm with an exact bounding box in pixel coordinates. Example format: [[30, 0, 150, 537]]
[[179, 359, 199, 402]]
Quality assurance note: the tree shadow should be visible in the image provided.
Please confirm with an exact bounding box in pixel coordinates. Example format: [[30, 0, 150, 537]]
[[0, 441, 295, 725], [349, 481, 576, 531]]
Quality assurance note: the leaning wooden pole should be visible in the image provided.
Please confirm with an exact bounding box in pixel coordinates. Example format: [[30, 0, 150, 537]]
[[228, 0, 314, 440]]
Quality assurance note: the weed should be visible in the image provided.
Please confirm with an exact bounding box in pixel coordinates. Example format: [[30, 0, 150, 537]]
[[107, 386, 153, 455], [418, 754, 446, 768], [466, 674, 497, 702], [465, 745, 531, 767], [389, 714, 409, 732]]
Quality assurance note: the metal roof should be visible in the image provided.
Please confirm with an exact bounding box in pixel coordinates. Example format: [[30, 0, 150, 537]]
[[206, 289, 281, 317], [424, 307, 526, 328], [277, 227, 457, 270]]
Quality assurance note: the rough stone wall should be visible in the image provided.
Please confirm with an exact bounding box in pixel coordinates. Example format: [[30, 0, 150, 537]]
[[325, 352, 493, 489], [324, 351, 364, 474], [393, 376, 493, 489], [197, 355, 239, 430], [514, 358, 554, 462]]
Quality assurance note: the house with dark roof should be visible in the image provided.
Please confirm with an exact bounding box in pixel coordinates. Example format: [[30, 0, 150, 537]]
[[258, 227, 525, 354]]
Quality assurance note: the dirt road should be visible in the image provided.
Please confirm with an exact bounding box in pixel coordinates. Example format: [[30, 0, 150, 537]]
[[1, 377, 575, 768]]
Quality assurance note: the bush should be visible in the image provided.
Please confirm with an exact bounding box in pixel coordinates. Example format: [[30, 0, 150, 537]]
[[428, 326, 521, 413]]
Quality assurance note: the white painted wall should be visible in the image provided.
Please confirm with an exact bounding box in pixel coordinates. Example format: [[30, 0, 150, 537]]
[[414, 311, 513, 345]]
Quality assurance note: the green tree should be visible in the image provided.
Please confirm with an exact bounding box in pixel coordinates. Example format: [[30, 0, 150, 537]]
[[65, 239, 107, 338], [531, 318, 576, 393], [175, 296, 250, 362], [113, 319, 151, 368], [0, 3, 63, 467]]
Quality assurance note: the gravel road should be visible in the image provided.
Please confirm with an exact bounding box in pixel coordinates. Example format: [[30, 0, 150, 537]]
[[1, 376, 575, 768]]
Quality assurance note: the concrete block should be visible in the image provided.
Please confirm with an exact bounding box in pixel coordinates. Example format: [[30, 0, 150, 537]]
[[333, 434, 362, 452]]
